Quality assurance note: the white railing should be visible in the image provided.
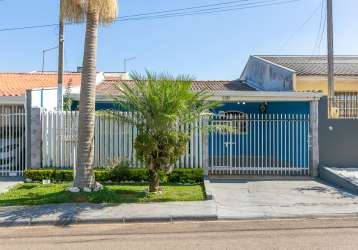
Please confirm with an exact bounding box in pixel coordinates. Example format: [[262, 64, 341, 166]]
[[0, 113, 26, 176], [209, 113, 310, 176], [330, 92, 358, 119], [41, 111, 204, 169]]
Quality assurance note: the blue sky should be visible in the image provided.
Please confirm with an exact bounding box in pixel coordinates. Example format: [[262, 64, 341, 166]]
[[0, 0, 357, 79]]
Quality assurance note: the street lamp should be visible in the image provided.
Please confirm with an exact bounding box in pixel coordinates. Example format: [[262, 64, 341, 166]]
[[123, 57, 136, 72], [42, 46, 58, 72]]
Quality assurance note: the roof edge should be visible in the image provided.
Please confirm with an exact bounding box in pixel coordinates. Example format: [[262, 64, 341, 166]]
[[252, 55, 297, 73]]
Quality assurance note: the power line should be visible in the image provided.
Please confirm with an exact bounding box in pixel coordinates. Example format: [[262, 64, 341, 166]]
[[0, 23, 58, 32], [279, 1, 321, 49], [116, 0, 302, 22], [0, 0, 303, 32], [316, 13, 327, 54], [312, 0, 326, 55], [119, 0, 251, 18]]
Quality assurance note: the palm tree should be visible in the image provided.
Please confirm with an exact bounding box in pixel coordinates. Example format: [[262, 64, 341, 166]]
[[61, 0, 118, 190], [110, 72, 217, 192]]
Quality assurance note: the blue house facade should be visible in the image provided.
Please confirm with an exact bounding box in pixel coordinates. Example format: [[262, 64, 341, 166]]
[[70, 79, 321, 176]]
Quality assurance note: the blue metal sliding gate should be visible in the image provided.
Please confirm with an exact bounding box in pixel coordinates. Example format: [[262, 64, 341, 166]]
[[209, 113, 310, 176]]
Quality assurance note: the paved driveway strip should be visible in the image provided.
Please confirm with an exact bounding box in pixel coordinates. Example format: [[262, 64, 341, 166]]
[[206, 178, 358, 219], [0, 177, 22, 194]]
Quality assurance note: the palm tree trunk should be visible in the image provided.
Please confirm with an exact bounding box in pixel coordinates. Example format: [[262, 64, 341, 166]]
[[149, 169, 161, 193], [74, 12, 99, 189]]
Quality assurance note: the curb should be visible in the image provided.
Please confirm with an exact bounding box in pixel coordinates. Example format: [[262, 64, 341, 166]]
[[0, 215, 218, 227], [3, 213, 358, 227], [218, 213, 358, 221], [203, 177, 215, 201]]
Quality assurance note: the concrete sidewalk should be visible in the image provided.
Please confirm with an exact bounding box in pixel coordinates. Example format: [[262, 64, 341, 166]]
[[0, 200, 217, 226], [1, 178, 358, 227], [206, 178, 358, 220]]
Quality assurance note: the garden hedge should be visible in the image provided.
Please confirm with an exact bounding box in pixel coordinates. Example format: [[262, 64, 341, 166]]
[[24, 168, 204, 184]]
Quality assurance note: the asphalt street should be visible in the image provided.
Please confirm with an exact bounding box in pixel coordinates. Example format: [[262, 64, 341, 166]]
[[1, 217, 358, 250]]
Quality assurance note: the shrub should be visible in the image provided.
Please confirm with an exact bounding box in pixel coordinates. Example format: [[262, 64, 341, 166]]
[[24, 168, 203, 184], [168, 168, 203, 184], [109, 160, 131, 182], [95, 170, 110, 182], [24, 169, 73, 182]]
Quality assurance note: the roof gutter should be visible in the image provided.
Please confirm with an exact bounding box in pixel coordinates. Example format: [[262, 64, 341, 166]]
[[206, 91, 322, 102], [71, 91, 322, 103], [0, 96, 25, 105]]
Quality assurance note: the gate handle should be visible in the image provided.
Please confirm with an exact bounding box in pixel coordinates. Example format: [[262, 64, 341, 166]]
[[224, 142, 236, 147]]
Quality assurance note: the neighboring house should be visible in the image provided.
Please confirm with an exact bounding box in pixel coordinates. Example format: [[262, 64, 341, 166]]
[[241, 55, 358, 94], [0, 71, 129, 112], [0, 72, 81, 112], [241, 55, 358, 118], [240, 55, 358, 167]]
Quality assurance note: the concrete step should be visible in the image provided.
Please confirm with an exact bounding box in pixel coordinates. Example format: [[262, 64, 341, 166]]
[[320, 166, 358, 194]]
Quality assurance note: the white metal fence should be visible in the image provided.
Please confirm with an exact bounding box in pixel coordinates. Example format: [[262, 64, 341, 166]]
[[0, 113, 26, 176], [41, 111, 204, 169], [209, 113, 310, 176], [330, 92, 358, 119], [41, 111, 312, 176]]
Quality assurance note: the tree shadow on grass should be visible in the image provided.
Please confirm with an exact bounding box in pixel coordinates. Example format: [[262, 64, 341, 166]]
[[0, 183, 205, 226], [0, 188, 148, 227], [0, 202, 111, 227]]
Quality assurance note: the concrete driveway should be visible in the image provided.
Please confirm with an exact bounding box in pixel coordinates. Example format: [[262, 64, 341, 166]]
[[206, 178, 358, 219], [0, 177, 22, 194]]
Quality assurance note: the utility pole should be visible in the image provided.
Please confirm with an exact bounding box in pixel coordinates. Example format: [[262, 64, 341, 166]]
[[327, 0, 335, 103], [57, 1, 65, 111]]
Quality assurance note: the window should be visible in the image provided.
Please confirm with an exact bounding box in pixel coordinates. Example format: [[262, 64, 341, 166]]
[[218, 111, 248, 134], [331, 92, 358, 118]]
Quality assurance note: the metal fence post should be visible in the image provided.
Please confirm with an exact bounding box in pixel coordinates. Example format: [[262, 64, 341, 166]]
[[310, 100, 320, 177], [202, 117, 209, 176], [25, 90, 31, 169]]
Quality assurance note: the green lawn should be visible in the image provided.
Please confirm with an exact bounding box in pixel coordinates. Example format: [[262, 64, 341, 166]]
[[0, 183, 206, 206]]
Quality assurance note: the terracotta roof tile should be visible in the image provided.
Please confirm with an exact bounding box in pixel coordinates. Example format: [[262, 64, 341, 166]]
[[96, 79, 255, 96], [0, 72, 81, 97]]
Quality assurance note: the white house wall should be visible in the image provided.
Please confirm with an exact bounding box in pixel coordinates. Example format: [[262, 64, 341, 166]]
[[240, 56, 295, 91], [31, 88, 58, 111]]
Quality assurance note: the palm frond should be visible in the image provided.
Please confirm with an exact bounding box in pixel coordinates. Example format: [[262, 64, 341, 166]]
[[61, 0, 118, 24]]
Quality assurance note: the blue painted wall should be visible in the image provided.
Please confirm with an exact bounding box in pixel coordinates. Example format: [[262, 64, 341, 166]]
[[211, 101, 309, 115], [71, 101, 121, 111], [73, 100, 310, 115], [209, 101, 310, 169]]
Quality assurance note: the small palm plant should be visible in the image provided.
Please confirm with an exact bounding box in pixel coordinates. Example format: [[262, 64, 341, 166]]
[[61, 0, 118, 190], [109, 72, 217, 193]]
